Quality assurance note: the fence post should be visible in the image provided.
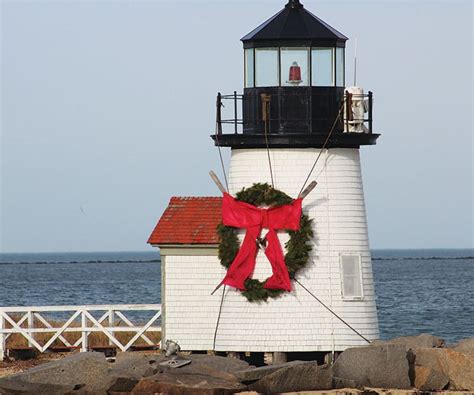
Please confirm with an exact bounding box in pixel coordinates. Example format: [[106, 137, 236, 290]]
[[81, 311, 88, 353], [27, 311, 34, 348], [108, 309, 115, 347], [0, 314, 5, 361]]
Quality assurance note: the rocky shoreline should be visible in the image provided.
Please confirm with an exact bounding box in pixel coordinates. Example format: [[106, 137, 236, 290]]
[[0, 334, 472, 394]]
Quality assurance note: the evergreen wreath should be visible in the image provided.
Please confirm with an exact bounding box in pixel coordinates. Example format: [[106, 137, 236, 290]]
[[217, 183, 313, 302]]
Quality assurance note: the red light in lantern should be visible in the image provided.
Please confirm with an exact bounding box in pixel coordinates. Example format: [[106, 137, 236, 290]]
[[288, 61, 302, 85]]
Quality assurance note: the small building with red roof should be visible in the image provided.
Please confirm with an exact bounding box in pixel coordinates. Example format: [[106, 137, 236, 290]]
[[148, 196, 228, 349]]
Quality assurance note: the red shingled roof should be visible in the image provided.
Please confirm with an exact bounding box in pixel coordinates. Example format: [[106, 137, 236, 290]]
[[147, 196, 222, 245]]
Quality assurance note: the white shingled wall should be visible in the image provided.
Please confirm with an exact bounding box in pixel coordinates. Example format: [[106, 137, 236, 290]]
[[162, 148, 379, 352]]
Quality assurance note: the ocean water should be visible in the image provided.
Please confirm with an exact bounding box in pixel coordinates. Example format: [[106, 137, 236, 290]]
[[0, 249, 472, 344]]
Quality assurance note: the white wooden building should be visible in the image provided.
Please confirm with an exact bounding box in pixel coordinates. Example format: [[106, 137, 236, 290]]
[[148, 0, 380, 355]]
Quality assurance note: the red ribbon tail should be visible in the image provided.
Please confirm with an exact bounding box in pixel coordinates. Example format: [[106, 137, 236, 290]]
[[263, 229, 292, 292], [221, 226, 259, 290]]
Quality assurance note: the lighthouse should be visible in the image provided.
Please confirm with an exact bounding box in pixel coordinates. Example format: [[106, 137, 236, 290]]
[[149, 0, 380, 358]]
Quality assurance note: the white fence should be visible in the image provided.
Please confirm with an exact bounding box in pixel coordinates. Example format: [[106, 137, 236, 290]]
[[0, 304, 161, 361]]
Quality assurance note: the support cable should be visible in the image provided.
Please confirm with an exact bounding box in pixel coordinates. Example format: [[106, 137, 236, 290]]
[[212, 285, 227, 351], [262, 95, 275, 188], [215, 94, 229, 192], [294, 279, 371, 344], [298, 100, 345, 197]]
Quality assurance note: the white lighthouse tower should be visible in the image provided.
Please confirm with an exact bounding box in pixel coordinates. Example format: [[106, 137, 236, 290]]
[[149, 0, 379, 358]]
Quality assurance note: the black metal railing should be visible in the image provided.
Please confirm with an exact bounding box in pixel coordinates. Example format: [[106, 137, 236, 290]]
[[215, 90, 373, 135], [344, 91, 373, 134], [215, 92, 243, 135]]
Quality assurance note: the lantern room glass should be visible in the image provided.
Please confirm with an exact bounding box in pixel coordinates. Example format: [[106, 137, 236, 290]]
[[336, 47, 345, 86], [311, 48, 334, 86], [255, 48, 279, 87], [280, 48, 309, 87], [244, 48, 254, 88], [245, 46, 345, 88]]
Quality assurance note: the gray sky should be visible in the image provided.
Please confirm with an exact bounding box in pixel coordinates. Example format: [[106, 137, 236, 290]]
[[1, 0, 473, 253]]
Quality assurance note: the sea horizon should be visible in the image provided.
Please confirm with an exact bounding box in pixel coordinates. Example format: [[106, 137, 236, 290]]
[[0, 249, 472, 343]]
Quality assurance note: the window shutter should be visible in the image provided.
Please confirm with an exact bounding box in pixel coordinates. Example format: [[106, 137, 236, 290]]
[[340, 254, 362, 299]]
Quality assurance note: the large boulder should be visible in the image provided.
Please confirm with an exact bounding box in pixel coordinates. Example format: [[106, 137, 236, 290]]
[[183, 354, 250, 375], [131, 372, 247, 395], [235, 360, 306, 383], [109, 352, 166, 380], [332, 344, 411, 389], [450, 337, 474, 358], [0, 352, 112, 394], [373, 333, 445, 349], [0, 378, 73, 394], [249, 362, 332, 394], [414, 365, 449, 391], [123, 354, 249, 395], [413, 347, 474, 390]]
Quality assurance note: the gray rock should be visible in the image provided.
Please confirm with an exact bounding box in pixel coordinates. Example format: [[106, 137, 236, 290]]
[[372, 333, 445, 350], [450, 337, 474, 358], [332, 344, 411, 389], [236, 360, 306, 382], [126, 354, 250, 394], [0, 378, 73, 394], [0, 352, 112, 394], [413, 347, 474, 390], [107, 377, 139, 394], [131, 373, 246, 395], [249, 362, 332, 394], [109, 352, 166, 380], [184, 354, 250, 374]]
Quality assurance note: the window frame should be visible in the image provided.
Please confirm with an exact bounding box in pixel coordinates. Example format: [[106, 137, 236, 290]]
[[280, 47, 310, 87], [244, 46, 346, 88], [255, 47, 280, 88], [339, 253, 364, 301], [311, 47, 335, 87], [335, 47, 345, 87], [244, 48, 255, 88]]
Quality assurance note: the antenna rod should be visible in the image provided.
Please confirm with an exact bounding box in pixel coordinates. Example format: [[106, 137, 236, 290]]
[[354, 37, 357, 86]]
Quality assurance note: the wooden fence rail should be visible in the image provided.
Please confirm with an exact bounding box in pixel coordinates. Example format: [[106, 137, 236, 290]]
[[0, 304, 161, 361]]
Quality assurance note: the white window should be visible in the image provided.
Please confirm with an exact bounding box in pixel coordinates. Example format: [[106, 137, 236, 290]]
[[340, 254, 363, 299], [255, 48, 279, 87], [245, 48, 254, 88], [336, 47, 345, 87], [311, 48, 334, 86]]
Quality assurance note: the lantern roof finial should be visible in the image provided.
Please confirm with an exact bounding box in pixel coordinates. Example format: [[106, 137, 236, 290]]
[[286, 0, 303, 9]]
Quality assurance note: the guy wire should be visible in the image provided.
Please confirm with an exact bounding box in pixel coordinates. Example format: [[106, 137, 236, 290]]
[[295, 279, 371, 344], [212, 285, 227, 350], [263, 99, 275, 188], [298, 100, 345, 197]]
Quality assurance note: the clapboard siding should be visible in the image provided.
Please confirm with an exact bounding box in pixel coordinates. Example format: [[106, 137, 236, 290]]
[[163, 148, 379, 352]]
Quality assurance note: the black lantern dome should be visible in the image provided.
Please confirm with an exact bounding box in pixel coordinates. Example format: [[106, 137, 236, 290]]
[[241, 0, 347, 48], [212, 0, 380, 148]]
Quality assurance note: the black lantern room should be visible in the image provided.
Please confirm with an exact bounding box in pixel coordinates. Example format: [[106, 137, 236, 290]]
[[212, 0, 380, 148]]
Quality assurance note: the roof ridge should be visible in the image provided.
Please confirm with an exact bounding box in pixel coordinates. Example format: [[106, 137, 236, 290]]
[[170, 196, 222, 200]]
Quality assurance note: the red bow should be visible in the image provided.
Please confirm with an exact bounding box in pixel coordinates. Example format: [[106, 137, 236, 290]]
[[220, 193, 302, 292]]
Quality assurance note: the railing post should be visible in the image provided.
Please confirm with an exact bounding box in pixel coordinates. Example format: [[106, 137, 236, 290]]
[[81, 310, 88, 353], [234, 91, 238, 134], [345, 91, 352, 132], [216, 93, 222, 135], [108, 309, 115, 347], [0, 313, 5, 361], [368, 91, 373, 134], [27, 311, 34, 348]]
